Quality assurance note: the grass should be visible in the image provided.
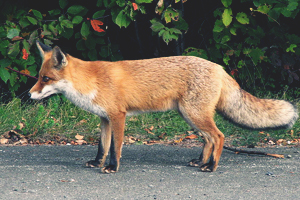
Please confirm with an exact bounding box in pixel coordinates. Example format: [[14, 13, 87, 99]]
[[1, 93, 300, 146]]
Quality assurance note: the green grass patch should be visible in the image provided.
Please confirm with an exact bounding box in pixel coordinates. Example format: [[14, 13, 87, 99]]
[[1, 94, 300, 146]]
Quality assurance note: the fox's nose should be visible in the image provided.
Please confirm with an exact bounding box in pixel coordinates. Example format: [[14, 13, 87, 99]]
[[28, 93, 31, 98]]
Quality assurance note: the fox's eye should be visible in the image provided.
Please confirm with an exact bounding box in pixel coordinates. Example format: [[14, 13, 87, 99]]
[[42, 76, 50, 82]]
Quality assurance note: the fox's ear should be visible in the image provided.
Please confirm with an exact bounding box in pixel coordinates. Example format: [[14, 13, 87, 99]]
[[36, 41, 52, 59], [51, 46, 68, 70]]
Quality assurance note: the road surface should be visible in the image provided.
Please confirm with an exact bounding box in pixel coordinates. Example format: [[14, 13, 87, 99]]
[[0, 144, 300, 199]]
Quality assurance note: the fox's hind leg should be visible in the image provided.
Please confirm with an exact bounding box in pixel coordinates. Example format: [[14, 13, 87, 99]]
[[86, 117, 111, 168], [188, 131, 214, 167], [179, 104, 224, 172]]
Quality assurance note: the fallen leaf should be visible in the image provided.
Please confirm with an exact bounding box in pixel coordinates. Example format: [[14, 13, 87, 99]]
[[76, 139, 87, 145], [185, 134, 198, 139], [174, 138, 183, 143], [20, 138, 28, 145], [158, 132, 166, 139], [144, 128, 155, 135], [0, 138, 9, 144], [18, 122, 25, 129], [124, 136, 136, 144], [75, 134, 84, 140], [75, 119, 87, 126]]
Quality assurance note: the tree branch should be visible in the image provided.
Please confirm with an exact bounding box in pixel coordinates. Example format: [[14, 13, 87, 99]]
[[224, 146, 285, 158], [6, 67, 38, 80]]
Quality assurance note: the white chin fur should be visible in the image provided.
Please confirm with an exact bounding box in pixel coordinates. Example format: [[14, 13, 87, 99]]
[[30, 79, 108, 118], [30, 85, 59, 100]]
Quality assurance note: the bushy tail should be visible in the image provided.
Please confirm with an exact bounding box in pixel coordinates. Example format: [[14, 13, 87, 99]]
[[217, 73, 298, 129]]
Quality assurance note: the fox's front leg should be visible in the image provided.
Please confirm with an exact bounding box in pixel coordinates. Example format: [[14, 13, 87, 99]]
[[86, 118, 111, 168], [102, 112, 126, 173]]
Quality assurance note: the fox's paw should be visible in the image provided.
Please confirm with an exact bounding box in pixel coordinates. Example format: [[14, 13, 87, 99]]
[[101, 165, 118, 173], [199, 163, 215, 172], [188, 159, 203, 167], [85, 160, 102, 168]]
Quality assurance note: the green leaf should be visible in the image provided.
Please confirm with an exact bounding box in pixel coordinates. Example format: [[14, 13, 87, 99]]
[[19, 18, 31, 28], [49, 9, 61, 16], [230, 27, 237, 35], [115, 11, 131, 28], [48, 24, 58, 36], [222, 8, 233, 27], [43, 39, 52, 46], [61, 28, 73, 39], [116, 0, 126, 7], [7, 29, 20, 39], [28, 65, 37, 77], [9, 72, 18, 87], [0, 40, 10, 55], [7, 41, 20, 58], [173, 18, 189, 31], [0, 27, 7, 38], [213, 20, 224, 32], [281, 8, 292, 17], [95, 37, 105, 44], [257, 5, 271, 14], [221, 0, 232, 7], [32, 9, 42, 20], [249, 48, 265, 65], [85, 36, 96, 50], [88, 49, 98, 61], [136, 0, 153, 3], [0, 58, 12, 68], [286, 44, 297, 53], [183, 47, 208, 59], [237, 60, 245, 68], [26, 16, 38, 25], [223, 55, 230, 65], [236, 12, 249, 24], [221, 35, 231, 44], [61, 20, 73, 28], [72, 16, 83, 24], [59, 0, 68, 9], [287, 1, 298, 11], [81, 22, 90, 37], [67, 5, 85, 15], [150, 21, 165, 32], [93, 10, 106, 19], [22, 40, 30, 51], [76, 39, 86, 51], [0, 67, 10, 83], [169, 28, 182, 35], [99, 46, 110, 58], [97, 0, 103, 7]]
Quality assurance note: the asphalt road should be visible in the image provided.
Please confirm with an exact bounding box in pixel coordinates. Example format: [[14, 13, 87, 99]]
[[0, 144, 300, 200]]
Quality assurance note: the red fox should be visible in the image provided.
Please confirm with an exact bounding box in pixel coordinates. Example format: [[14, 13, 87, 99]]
[[30, 41, 298, 173]]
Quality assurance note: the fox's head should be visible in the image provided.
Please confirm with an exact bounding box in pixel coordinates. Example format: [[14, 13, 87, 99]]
[[29, 41, 69, 100]]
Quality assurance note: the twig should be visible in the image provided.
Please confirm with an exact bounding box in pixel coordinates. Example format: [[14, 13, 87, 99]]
[[224, 146, 285, 158], [6, 67, 38, 80]]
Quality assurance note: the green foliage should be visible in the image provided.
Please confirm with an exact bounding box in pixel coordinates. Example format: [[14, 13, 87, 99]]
[[183, 0, 300, 92], [0, 1, 127, 95], [1, 0, 300, 96]]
